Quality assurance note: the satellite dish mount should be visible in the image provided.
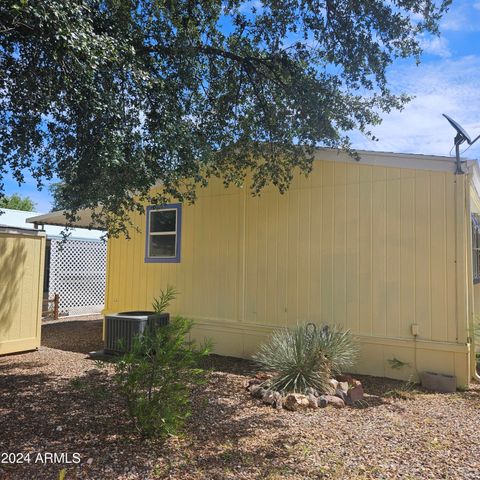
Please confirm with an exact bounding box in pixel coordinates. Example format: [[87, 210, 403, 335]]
[[443, 114, 480, 175]]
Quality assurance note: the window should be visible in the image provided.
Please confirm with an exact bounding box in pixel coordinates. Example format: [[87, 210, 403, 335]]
[[145, 204, 181, 263], [473, 214, 480, 284]]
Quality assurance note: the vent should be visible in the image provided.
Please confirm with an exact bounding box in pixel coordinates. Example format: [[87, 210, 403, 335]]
[[104, 311, 170, 354]]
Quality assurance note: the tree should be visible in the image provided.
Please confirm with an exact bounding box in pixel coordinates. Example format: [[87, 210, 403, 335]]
[[0, 193, 36, 211], [48, 182, 68, 212], [0, 0, 450, 235]]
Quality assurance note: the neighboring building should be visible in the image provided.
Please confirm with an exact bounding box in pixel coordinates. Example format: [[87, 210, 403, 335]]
[[30, 149, 480, 386], [0, 209, 106, 316]]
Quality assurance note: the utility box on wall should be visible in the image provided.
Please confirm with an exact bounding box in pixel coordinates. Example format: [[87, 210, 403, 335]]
[[0, 226, 45, 355]]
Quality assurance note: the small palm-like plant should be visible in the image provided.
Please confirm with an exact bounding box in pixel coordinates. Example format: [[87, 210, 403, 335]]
[[254, 323, 358, 394], [152, 285, 178, 313]]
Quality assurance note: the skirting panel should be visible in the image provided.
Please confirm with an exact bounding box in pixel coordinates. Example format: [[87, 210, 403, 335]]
[[189, 321, 471, 387]]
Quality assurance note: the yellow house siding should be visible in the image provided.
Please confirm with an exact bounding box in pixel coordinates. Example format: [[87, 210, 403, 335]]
[[0, 229, 45, 355], [105, 159, 471, 384]]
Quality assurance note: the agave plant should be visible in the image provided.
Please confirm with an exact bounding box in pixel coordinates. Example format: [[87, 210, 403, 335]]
[[315, 324, 359, 375], [254, 323, 358, 394]]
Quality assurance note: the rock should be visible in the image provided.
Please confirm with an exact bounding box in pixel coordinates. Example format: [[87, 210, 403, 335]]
[[284, 393, 310, 411], [336, 374, 354, 384], [326, 378, 339, 394], [87, 458, 93, 465], [337, 381, 349, 394], [56, 426, 62, 432], [323, 395, 345, 408], [250, 385, 267, 399], [307, 394, 319, 409], [335, 387, 348, 403], [305, 387, 319, 397], [245, 378, 262, 390], [262, 390, 282, 408], [347, 384, 364, 403], [317, 395, 329, 408]]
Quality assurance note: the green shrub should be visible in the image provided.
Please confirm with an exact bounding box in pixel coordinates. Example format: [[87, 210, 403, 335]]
[[114, 316, 211, 438], [152, 285, 178, 313], [315, 324, 359, 375], [253, 323, 358, 394]]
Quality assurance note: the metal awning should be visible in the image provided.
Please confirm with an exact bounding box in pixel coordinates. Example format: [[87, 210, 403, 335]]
[[27, 209, 105, 230]]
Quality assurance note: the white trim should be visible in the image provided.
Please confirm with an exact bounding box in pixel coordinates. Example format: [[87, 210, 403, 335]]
[[0, 225, 46, 237], [314, 148, 475, 173], [150, 149, 475, 189], [146, 208, 178, 259]]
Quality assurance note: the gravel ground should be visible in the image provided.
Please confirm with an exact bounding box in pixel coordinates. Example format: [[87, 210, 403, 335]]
[[41, 315, 103, 354], [1, 318, 480, 479]]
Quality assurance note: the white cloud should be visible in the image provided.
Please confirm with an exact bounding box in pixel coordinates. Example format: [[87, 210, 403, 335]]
[[441, 0, 480, 32], [420, 36, 451, 58], [351, 56, 480, 159], [237, 1, 263, 13]]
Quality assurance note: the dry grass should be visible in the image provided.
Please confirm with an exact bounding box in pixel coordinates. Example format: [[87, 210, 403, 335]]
[[1, 318, 480, 479]]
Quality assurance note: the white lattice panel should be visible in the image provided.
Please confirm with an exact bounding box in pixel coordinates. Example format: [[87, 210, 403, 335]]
[[49, 239, 107, 316]]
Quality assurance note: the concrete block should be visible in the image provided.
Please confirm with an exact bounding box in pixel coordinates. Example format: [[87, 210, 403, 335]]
[[420, 371, 456, 393]]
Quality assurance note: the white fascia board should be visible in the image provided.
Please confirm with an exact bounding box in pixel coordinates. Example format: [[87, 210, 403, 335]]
[[314, 148, 469, 173]]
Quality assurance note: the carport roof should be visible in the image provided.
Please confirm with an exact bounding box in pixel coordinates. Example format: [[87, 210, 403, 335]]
[[26, 209, 105, 231]]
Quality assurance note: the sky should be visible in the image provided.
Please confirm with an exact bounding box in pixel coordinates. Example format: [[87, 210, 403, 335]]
[[3, 0, 480, 212]]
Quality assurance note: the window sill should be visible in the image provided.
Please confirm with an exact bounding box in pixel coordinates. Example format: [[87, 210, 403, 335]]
[[144, 256, 181, 264]]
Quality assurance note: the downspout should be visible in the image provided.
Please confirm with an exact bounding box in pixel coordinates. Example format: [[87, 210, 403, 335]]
[[464, 169, 480, 382]]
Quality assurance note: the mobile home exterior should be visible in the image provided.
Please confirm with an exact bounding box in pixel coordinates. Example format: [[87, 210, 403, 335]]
[[104, 150, 479, 385]]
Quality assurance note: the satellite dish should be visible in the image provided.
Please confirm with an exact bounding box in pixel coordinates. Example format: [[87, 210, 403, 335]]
[[442, 114, 480, 174], [442, 114, 472, 144]]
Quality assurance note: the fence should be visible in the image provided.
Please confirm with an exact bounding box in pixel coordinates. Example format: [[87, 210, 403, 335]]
[[48, 238, 107, 316], [42, 293, 59, 320]]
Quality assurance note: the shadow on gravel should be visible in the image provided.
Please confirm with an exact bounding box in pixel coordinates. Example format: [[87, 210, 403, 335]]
[[0, 361, 149, 480], [41, 319, 103, 354]]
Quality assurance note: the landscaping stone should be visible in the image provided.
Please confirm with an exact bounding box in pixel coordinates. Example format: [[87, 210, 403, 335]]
[[307, 394, 319, 409], [328, 378, 339, 392], [250, 385, 267, 399], [335, 387, 348, 403], [305, 387, 319, 397], [420, 371, 457, 393], [337, 373, 354, 384], [247, 375, 364, 411], [245, 378, 262, 390], [284, 393, 310, 411], [317, 395, 329, 408], [262, 390, 283, 409], [323, 395, 346, 408], [337, 381, 349, 394], [347, 384, 364, 403]]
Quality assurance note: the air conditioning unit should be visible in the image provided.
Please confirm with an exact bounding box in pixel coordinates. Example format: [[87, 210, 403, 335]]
[[104, 311, 169, 354]]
